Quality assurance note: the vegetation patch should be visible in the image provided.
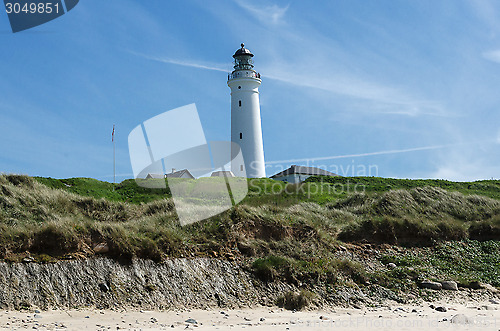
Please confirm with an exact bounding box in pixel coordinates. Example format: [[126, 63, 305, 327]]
[[276, 290, 315, 310], [0, 174, 499, 294]]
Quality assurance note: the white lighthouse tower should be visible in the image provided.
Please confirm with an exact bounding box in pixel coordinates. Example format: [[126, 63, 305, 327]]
[[228, 43, 266, 178]]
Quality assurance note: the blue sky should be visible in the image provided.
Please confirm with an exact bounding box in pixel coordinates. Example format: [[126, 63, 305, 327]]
[[1, 0, 500, 181]]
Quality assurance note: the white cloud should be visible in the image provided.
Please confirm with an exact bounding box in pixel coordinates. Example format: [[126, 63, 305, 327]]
[[431, 162, 498, 182], [234, 0, 289, 25], [483, 50, 500, 63], [429, 139, 500, 181], [133, 51, 448, 117], [266, 144, 455, 165], [262, 68, 447, 117], [130, 51, 231, 72]]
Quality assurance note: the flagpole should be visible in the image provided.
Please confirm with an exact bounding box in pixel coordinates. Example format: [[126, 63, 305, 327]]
[[112, 125, 116, 190]]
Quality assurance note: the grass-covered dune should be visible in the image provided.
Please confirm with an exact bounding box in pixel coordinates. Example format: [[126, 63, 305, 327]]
[[1, 174, 500, 296]]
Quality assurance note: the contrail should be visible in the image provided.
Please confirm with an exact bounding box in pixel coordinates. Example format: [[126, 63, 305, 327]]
[[265, 144, 456, 165], [130, 51, 229, 72]]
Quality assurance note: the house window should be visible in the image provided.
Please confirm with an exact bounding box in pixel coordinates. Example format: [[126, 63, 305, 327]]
[[240, 165, 244, 171], [238, 100, 241, 107], [239, 132, 242, 139]]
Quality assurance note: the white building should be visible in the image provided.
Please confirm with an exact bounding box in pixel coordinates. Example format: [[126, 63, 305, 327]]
[[165, 169, 194, 179], [228, 43, 266, 178], [270, 165, 338, 184], [146, 169, 194, 179]]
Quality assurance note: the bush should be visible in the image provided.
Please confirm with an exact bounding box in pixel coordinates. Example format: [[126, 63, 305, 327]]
[[252, 256, 289, 282], [334, 259, 369, 284], [31, 222, 80, 254], [338, 217, 467, 246], [469, 219, 500, 241], [276, 290, 315, 310]]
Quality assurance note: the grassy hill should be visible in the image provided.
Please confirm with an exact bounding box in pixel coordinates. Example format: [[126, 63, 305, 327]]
[[1, 174, 500, 296]]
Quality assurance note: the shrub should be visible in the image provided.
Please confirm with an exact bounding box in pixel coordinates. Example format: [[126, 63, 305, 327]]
[[276, 290, 315, 310], [31, 222, 80, 254], [252, 256, 289, 282], [333, 259, 369, 284], [469, 219, 500, 241], [338, 217, 467, 246]]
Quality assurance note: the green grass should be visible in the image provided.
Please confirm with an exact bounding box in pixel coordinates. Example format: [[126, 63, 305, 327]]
[[35, 177, 171, 203], [306, 176, 500, 200], [33, 176, 500, 206], [1, 174, 500, 294]]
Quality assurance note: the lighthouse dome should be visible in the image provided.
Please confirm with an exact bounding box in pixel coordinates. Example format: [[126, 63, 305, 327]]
[[233, 43, 254, 58]]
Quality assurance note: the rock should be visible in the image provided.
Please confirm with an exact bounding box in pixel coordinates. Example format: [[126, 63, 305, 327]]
[[98, 283, 109, 293], [420, 280, 442, 290], [387, 263, 397, 269], [185, 318, 197, 324], [482, 283, 498, 293], [451, 314, 473, 324], [468, 281, 483, 289], [0, 257, 305, 311], [34, 310, 41, 313], [93, 243, 109, 254], [435, 306, 447, 312], [260, 318, 265, 321], [489, 299, 500, 304], [441, 281, 458, 291], [411, 309, 417, 313], [481, 305, 497, 311]]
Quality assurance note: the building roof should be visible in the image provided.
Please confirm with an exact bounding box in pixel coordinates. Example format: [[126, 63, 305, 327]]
[[233, 43, 254, 58], [146, 173, 164, 179], [165, 169, 194, 179], [211, 171, 235, 177], [270, 165, 338, 178]]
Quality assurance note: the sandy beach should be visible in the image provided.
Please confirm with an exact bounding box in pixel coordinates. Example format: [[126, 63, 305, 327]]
[[0, 300, 499, 330]]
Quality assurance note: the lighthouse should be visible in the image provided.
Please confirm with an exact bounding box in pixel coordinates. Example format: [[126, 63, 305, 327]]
[[228, 43, 266, 178]]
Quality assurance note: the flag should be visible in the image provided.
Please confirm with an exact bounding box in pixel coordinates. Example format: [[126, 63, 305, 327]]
[[112, 125, 115, 142]]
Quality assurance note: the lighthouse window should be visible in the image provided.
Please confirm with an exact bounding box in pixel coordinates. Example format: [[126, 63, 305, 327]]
[[238, 100, 241, 107], [240, 165, 244, 171], [239, 132, 242, 139]]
